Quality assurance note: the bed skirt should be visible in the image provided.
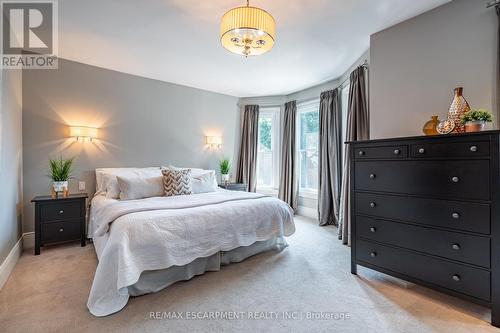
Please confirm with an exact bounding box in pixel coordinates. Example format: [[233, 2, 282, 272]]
[[128, 236, 288, 296]]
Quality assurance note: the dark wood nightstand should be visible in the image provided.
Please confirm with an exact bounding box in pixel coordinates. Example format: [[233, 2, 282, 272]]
[[31, 193, 88, 255], [218, 183, 247, 191]]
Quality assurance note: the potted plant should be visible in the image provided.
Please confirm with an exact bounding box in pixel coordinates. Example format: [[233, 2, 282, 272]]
[[219, 158, 231, 184], [49, 156, 74, 197], [460, 109, 493, 132]]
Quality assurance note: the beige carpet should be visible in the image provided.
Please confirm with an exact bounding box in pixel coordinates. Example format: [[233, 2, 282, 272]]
[[0, 216, 497, 333]]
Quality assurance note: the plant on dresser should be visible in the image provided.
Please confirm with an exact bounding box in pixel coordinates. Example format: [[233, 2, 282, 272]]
[[349, 131, 500, 328], [31, 193, 88, 255]]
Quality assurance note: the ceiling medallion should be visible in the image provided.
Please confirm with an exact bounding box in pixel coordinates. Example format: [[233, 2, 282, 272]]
[[220, 0, 276, 57]]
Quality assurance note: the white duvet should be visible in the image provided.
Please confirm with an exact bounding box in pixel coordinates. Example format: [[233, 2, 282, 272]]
[[87, 190, 295, 316]]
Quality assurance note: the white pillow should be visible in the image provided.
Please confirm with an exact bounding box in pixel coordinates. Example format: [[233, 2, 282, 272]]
[[191, 170, 218, 194], [95, 167, 159, 193], [167, 165, 208, 179], [117, 175, 164, 200]]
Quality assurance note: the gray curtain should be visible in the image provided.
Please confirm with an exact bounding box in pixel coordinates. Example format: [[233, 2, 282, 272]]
[[278, 101, 298, 210], [339, 66, 369, 245], [236, 105, 259, 192], [318, 88, 342, 226]]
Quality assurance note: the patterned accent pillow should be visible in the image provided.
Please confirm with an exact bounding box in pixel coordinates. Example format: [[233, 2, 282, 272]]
[[161, 168, 192, 196]]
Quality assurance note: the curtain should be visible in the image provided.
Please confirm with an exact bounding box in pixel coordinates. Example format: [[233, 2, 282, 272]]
[[339, 66, 369, 245], [318, 88, 342, 226], [236, 105, 259, 192], [278, 101, 298, 210]]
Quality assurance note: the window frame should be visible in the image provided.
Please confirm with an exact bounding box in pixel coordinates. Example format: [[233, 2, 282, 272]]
[[296, 99, 320, 198], [256, 106, 281, 193]]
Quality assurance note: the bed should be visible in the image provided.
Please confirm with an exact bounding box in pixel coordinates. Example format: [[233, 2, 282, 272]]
[[86, 168, 295, 317]]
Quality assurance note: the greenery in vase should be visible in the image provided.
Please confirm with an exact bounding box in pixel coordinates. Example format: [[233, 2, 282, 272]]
[[49, 156, 74, 181], [219, 158, 231, 175], [460, 109, 493, 125]]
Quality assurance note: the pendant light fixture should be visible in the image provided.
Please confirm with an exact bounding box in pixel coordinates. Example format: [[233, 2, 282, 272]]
[[220, 0, 276, 57]]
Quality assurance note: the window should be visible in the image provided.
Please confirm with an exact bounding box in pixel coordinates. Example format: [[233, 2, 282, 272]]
[[297, 99, 320, 195], [256, 107, 280, 191]]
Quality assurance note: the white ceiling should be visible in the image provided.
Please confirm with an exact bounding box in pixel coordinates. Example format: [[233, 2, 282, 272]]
[[58, 0, 451, 97]]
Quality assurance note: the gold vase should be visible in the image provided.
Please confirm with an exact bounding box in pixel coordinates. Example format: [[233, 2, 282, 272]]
[[447, 87, 470, 133], [422, 116, 439, 135]]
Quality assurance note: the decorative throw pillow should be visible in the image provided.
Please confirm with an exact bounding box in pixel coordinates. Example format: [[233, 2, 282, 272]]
[[161, 168, 192, 196], [117, 175, 164, 200]]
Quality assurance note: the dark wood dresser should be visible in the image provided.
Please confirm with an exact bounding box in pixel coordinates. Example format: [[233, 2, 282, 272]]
[[32, 193, 88, 255], [349, 131, 500, 327]]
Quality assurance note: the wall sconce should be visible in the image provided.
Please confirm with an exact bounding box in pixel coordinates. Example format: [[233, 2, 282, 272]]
[[69, 126, 98, 141], [206, 136, 222, 149]]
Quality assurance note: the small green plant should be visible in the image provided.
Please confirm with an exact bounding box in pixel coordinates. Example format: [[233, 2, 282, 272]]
[[219, 158, 231, 175], [460, 109, 493, 125], [49, 156, 74, 181]]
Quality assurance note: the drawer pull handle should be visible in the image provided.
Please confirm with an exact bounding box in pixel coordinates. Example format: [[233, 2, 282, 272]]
[[370, 252, 377, 258], [418, 148, 425, 154], [470, 145, 478, 152], [59, 210, 64, 214], [370, 202, 376, 208], [452, 274, 461, 282], [59, 228, 64, 232], [451, 212, 460, 219], [369, 174, 376, 179], [452, 244, 461, 251], [370, 227, 376, 233], [358, 150, 365, 156], [393, 149, 400, 155], [451, 176, 460, 183]]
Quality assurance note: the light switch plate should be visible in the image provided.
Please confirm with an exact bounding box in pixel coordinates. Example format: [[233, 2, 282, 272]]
[[78, 181, 86, 191]]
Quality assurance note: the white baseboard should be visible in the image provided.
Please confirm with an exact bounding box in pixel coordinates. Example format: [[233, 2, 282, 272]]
[[0, 236, 23, 290], [22, 232, 34, 249], [0, 232, 35, 291], [296, 206, 317, 219]]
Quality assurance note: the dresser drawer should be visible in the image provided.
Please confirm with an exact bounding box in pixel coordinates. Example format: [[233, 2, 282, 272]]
[[354, 160, 490, 200], [354, 145, 408, 160], [411, 141, 490, 159], [356, 239, 491, 301], [41, 220, 81, 244], [355, 192, 490, 234], [357, 216, 490, 267], [40, 201, 82, 222]]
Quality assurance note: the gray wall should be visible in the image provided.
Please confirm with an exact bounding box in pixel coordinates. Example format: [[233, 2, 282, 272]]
[[22, 59, 239, 233], [370, 0, 498, 139], [0, 68, 23, 263]]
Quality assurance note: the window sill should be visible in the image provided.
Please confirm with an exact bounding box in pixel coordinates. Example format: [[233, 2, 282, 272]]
[[298, 190, 318, 200]]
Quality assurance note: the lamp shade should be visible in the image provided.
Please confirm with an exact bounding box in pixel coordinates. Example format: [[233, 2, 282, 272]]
[[206, 136, 222, 145], [220, 4, 276, 57], [70, 126, 98, 140]]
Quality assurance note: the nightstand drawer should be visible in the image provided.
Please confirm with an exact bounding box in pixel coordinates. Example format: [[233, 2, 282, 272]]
[[41, 220, 81, 244], [40, 201, 81, 222]]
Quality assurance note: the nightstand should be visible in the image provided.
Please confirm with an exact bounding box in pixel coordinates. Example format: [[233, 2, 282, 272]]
[[31, 193, 88, 255], [218, 183, 247, 191]]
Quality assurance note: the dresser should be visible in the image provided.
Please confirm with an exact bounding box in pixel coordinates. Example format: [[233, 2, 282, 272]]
[[349, 131, 500, 327], [32, 193, 88, 255]]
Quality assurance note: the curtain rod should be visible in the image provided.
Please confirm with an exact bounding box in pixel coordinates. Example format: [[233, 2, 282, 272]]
[[487, 0, 499, 8]]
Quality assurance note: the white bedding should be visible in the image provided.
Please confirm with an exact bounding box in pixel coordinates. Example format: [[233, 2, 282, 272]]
[[87, 190, 295, 316]]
